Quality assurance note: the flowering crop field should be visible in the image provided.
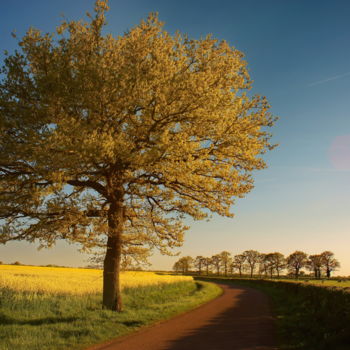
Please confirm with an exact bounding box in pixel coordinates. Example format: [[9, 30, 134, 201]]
[[0, 265, 193, 295]]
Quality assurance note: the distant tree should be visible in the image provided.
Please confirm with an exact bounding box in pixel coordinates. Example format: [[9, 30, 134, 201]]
[[185, 256, 194, 273], [194, 256, 206, 275], [320, 251, 340, 278], [270, 252, 286, 277], [219, 251, 232, 276], [120, 256, 133, 271], [260, 253, 274, 278], [202, 257, 212, 276], [173, 261, 182, 273], [0, 261, 3, 264], [12, 261, 22, 265], [89, 245, 151, 270], [243, 250, 260, 278], [262, 252, 286, 278], [232, 254, 246, 277], [307, 254, 323, 279], [173, 256, 193, 274], [286, 251, 308, 279], [211, 254, 221, 275], [229, 261, 235, 275]]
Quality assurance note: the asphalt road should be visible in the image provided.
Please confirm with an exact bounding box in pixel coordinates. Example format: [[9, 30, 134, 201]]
[[86, 282, 278, 350]]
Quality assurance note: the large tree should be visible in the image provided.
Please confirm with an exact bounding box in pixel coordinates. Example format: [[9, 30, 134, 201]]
[[0, 1, 276, 311]]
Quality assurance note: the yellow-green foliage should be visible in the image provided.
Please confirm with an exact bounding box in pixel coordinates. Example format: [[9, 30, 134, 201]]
[[0, 265, 193, 295]]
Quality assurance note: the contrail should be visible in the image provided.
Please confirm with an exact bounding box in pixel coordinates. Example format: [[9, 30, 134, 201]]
[[308, 71, 350, 87]]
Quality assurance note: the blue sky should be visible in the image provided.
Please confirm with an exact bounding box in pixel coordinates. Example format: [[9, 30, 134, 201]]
[[1, 0, 350, 275]]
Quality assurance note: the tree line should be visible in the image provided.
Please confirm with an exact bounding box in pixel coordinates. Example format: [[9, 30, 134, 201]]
[[173, 250, 340, 279]]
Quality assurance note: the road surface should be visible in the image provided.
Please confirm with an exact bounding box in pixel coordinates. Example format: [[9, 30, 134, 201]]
[[86, 282, 278, 350]]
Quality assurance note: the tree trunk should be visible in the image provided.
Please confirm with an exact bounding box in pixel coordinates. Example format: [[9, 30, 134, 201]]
[[103, 197, 124, 311]]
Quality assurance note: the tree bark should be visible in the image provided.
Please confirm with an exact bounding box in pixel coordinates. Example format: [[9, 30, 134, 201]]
[[103, 196, 124, 311]]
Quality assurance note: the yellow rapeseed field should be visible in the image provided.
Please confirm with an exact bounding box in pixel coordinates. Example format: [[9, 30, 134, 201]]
[[0, 265, 192, 295]]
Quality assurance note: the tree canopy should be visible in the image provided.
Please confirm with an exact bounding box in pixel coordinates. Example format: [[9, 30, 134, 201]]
[[0, 0, 276, 310], [286, 251, 308, 279]]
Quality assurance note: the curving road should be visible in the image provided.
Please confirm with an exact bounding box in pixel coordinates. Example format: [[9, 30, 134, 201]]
[[86, 282, 278, 350]]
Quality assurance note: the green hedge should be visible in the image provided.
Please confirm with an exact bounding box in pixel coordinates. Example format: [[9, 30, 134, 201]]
[[231, 279, 350, 349]]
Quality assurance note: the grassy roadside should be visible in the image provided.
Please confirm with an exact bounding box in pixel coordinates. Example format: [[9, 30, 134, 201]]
[[0, 280, 221, 350]]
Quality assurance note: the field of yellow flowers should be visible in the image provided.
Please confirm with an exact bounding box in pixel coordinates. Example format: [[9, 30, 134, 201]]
[[0, 264, 222, 350], [0, 264, 193, 295]]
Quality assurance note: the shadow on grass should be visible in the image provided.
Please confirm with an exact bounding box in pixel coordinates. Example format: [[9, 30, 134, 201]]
[[0, 313, 80, 326], [122, 320, 143, 327], [59, 329, 91, 338]]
